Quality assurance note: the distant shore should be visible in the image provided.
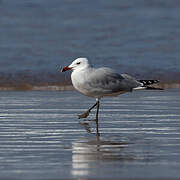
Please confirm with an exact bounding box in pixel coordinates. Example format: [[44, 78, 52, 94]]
[[0, 82, 179, 91]]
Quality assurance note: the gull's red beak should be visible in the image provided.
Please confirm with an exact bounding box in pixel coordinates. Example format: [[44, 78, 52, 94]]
[[61, 66, 71, 72]]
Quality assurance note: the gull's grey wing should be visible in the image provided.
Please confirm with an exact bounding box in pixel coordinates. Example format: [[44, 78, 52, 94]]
[[86, 67, 142, 94]]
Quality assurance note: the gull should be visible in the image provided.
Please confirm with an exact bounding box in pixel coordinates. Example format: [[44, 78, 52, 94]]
[[61, 57, 162, 136]]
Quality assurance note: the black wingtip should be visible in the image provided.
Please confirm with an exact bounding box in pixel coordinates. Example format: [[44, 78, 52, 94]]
[[139, 80, 160, 86]]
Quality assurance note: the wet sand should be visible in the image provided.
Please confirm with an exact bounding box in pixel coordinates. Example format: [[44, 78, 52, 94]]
[[0, 81, 180, 91], [0, 89, 180, 180]]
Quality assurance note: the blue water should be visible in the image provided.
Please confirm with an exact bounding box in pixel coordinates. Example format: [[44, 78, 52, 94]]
[[0, 0, 180, 86], [0, 89, 180, 179]]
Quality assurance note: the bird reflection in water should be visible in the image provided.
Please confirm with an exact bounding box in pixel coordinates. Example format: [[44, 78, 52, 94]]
[[79, 118, 101, 137], [79, 121, 93, 134], [71, 134, 134, 177]]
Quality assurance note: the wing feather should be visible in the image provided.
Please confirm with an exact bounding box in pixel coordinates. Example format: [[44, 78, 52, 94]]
[[86, 68, 141, 94]]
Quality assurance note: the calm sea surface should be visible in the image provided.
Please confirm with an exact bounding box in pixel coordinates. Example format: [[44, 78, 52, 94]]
[[0, 89, 180, 179], [1, 1, 180, 179], [0, 0, 180, 86]]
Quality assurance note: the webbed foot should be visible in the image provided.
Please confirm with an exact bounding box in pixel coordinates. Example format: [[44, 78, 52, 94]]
[[78, 110, 90, 119]]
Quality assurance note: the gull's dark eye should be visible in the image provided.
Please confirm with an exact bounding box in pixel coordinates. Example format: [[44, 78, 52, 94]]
[[76, 62, 81, 65]]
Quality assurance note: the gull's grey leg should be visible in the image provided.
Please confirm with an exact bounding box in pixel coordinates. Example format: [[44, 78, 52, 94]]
[[78, 101, 98, 119], [95, 100, 100, 137]]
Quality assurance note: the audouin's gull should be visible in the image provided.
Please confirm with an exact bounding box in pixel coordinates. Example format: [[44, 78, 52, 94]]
[[62, 57, 162, 136]]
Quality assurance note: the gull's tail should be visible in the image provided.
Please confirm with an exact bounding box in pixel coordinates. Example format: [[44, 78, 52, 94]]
[[134, 80, 163, 90]]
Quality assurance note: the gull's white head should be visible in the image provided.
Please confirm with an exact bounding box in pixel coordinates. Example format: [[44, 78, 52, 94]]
[[62, 57, 91, 72]]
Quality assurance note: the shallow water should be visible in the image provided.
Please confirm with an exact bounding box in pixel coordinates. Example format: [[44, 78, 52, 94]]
[[0, 89, 180, 179]]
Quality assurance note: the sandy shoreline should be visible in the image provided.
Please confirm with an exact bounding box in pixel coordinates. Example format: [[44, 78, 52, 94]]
[[0, 82, 179, 91]]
